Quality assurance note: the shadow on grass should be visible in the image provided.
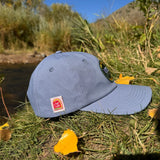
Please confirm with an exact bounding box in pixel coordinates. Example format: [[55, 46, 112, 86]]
[[112, 153, 160, 160]]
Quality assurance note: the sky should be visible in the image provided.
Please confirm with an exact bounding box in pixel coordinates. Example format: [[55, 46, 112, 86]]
[[44, 0, 134, 23]]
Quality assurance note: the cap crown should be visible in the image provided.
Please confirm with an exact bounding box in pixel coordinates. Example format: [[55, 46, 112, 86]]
[[27, 52, 117, 117]]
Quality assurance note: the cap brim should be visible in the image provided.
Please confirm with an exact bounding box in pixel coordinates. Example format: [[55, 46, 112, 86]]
[[81, 84, 152, 115]]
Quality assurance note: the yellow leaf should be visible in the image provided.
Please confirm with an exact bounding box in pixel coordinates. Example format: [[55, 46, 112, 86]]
[[115, 74, 135, 84], [0, 122, 9, 130], [54, 129, 78, 155], [148, 108, 160, 119], [0, 129, 11, 141]]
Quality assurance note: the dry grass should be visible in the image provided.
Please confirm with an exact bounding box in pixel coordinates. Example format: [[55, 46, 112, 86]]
[[0, 2, 160, 159], [0, 45, 160, 159]]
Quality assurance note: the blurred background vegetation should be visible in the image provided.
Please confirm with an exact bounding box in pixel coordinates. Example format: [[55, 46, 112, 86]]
[[0, 1, 160, 159], [0, 0, 159, 53], [0, 0, 160, 69], [0, 0, 79, 52]]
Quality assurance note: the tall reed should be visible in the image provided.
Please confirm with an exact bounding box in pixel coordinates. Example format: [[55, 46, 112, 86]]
[[34, 17, 72, 52]]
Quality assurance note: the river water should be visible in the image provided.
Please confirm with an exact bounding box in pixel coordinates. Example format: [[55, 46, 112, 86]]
[[0, 63, 38, 117]]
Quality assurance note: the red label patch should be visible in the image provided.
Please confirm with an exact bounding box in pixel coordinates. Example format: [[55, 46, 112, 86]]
[[50, 96, 65, 113]]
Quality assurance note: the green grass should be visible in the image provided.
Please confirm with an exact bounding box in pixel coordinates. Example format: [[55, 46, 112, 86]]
[[0, 60, 160, 159], [0, 104, 160, 159], [1, 26, 160, 159], [0, 2, 160, 159]]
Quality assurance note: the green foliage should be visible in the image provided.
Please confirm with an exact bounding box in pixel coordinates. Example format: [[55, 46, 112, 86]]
[[0, 1, 160, 159], [0, 0, 159, 56], [51, 3, 79, 23], [1, 97, 160, 159], [0, 0, 13, 7], [0, 0, 44, 11], [136, 0, 152, 16], [0, 0, 160, 65], [23, 0, 44, 11], [34, 3, 79, 51], [0, 3, 80, 51], [0, 105, 52, 159], [135, 0, 160, 62], [34, 17, 72, 51], [71, 16, 106, 52], [0, 4, 39, 49]]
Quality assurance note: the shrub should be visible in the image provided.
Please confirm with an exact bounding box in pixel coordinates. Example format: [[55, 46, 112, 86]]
[[0, 4, 39, 50]]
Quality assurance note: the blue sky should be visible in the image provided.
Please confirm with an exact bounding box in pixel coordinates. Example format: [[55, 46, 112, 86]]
[[44, 0, 134, 22]]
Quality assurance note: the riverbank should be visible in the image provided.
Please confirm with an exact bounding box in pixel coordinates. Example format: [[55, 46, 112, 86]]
[[0, 51, 50, 64], [0, 63, 38, 117]]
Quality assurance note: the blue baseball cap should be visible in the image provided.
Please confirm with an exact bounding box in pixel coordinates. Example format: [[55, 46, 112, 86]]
[[27, 51, 152, 118]]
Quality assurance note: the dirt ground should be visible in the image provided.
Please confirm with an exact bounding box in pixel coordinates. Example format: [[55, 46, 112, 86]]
[[0, 52, 47, 64]]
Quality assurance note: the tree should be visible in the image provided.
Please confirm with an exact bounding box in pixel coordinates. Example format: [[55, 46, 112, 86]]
[[0, 0, 44, 11], [38, 3, 53, 22], [50, 3, 79, 23], [23, 0, 44, 12]]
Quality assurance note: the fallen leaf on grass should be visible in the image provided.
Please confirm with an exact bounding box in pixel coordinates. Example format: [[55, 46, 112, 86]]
[[145, 67, 158, 75], [115, 74, 135, 84], [0, 121, 11, 141], [54, 129, 78, 155], [0, 122, 9, 130], [148, 108, 160, 119], [0, 129, 11, 141]]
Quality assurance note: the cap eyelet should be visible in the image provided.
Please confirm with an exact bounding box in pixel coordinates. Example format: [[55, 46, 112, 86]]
[[82, 59, 88, 64], [56, 51, 62, 54], [49, 67, 54, 72]]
